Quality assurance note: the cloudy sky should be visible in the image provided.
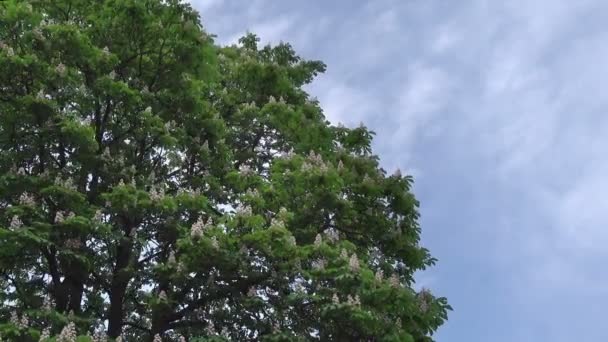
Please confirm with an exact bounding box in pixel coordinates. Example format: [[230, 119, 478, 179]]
[[190, 1, 608, 340]]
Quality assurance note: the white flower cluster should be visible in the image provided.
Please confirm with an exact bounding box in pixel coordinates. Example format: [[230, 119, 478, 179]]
[[375, 269, 384, 282], [270, 217, 285, 229], [9, 311, 19, 325], [324, 228, 339, 243], [1, 42, 15, 57], [57, 322, 77, 342], [167, 250, 176, 265], [191, 216, 212, 239], [17, 167, 27, 175], [10, 215, 23, 230], [40, 327, 51, 341], [153, 334, 162, 342], [332, 294, 340, 304], [245, 188, 259, 198], [302, 151, 329, 172], [278, 148, 295, 159], [158, 290, 168, 301], [93, 209, 104, 223], [19, 192, 36, 206], [102, 147, 111, 160], [287, 235, 296, 246], [239, 164, 254, 176], [92, 330, 107, 342], [235, 203, 253, 216], [43, 296, 53, 311], [348, 253, 360, 272], [55, 176, 77, 191], [340, 249, 348, 260], [346, 294, 361, 307], [313, 234, 322, 248], [312, 259, 326, 271], [389, 274, 400, 288], [149, 185, 165, 201], [55, 211, 65, 223], [210, 236, 219, 249], [417, 288, 432, 313]]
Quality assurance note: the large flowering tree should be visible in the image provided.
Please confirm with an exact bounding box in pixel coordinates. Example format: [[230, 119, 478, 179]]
[[0, 0, 451, 341]]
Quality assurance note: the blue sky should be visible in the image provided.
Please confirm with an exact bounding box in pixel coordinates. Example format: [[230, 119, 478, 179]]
[[190, 1, 608, 340]]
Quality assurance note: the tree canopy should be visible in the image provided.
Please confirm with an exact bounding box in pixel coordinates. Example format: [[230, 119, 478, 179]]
[[0, 0, 450, 341]]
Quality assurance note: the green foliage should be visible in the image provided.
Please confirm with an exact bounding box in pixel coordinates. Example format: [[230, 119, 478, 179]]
[[0, 0, 450, 341]]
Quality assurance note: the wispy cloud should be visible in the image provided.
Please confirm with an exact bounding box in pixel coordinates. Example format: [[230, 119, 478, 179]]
[[190, 0, 608, 340]]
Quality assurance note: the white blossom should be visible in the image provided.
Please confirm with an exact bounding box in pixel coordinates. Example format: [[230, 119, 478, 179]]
[[92, 330, 107, 342], [287, 235, 296, 246], [348, 253, 360, 272], [55, 211, 65, 223], [247, 287, 256, 297], [340, 249, 348, 260], [312, 259, 325, 270], [153, 334, 162, 342], [57, 322, 77, 342], [389, 274, 400, 288], [300, 162, 313, 172], [17, 167, 26, 175], [313, 234, 322, 248], [10, 215, 23, 230], [190, 216, 208, 239], [210, 236, 219, 249], [18, 313, 29, 328], [37, 89, 45, 100], [43, 296, 53, 311], [9, 311, 19, 325], [102, 46, 110, 55], [347, 294, 361, 307], [109, 70, 116, 80], [158, 290, 167, 301], [6, 47, 14, 57], [168, 250, 176, 265], [179, 336, 186, 342], [332, 294, 339, 304], [149, 186, 165, 201], [144, 106, 152, 114], [235, 203, 252, 216], [337, 160, 344, 171], [67, 212, 75, 220], [324, 228, 339, 242], [39, 328, 51, 341], [375, 269, 384, 282], [239, 164, 253, 176]]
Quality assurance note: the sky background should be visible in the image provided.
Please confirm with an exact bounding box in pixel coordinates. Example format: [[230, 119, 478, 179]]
[[190, 1, 608, 341]]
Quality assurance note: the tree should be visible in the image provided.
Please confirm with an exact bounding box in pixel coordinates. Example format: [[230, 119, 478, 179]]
[[0, 0, 451, 341]]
